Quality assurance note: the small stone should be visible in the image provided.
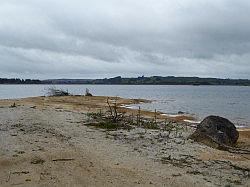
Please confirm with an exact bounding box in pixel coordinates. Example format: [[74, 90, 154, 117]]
[[31, 157, 45, 164]]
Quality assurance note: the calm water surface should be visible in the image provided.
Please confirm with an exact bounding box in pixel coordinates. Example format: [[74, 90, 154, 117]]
[[0, 84, 249, 127]]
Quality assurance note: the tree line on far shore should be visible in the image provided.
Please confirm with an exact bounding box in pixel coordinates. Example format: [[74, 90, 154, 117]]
[[0, 78, 42, 84], [1, 76, 250, 86]]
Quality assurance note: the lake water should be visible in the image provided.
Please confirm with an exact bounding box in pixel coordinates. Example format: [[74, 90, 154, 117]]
[[0, 84, 249, 127]]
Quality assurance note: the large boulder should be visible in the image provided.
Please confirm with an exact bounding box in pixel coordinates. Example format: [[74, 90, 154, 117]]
[[189, 116, 239, 148]]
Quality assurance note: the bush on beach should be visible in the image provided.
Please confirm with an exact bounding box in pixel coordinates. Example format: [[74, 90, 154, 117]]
[[46, 86, 70, 96]]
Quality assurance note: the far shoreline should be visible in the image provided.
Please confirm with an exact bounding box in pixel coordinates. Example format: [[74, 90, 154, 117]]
[[1, 83, 250, 86], [1, 76, 250, 86]]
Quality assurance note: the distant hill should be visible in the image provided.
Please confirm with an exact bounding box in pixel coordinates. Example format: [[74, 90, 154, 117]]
[[44, 76, 250, 86], [1, 76, 250, 86]]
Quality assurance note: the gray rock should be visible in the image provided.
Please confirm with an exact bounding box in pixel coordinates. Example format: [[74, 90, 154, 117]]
[[189, 116, 239, 148]]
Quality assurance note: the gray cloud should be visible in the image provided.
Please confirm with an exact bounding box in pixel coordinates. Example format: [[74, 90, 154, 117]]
[[0, 0, 250, 79]]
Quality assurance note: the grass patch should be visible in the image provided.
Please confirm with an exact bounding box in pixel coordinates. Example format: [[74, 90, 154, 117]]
[[141, 120, 160, 129], [85, 121, 118, 130], [98, 122, 118, 130]]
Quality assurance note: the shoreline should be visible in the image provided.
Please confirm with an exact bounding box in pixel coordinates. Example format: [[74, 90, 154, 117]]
[[0, 95, 249, 132], [0, 95, 197, 123], [1, 85, 249, 128], [0, 95, 249, 186], [0, 95, 249, 130]]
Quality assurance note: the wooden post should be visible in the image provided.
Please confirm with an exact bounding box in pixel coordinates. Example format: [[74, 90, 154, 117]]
[[99, 109, 102, 118], [138, 106, 141, 126], [154, 109, 157, 124]]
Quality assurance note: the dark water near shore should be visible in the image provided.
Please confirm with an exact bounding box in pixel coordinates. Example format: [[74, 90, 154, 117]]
[[0, 84, 249, 127]]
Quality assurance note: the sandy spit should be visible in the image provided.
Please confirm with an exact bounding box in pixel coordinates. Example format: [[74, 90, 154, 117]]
[[0, 96, 249, 187]]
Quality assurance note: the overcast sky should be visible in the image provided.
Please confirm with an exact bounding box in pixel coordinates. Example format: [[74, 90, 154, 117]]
[[0, 0, 250, 79]]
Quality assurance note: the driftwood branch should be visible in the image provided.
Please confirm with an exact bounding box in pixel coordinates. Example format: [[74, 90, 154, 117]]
[[52, 158, 75, 162], [107, 98, 113, 117], [106, 97, 120, 122]]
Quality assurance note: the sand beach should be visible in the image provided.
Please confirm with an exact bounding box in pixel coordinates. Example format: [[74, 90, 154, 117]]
[[0, 96, 249, 186]]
